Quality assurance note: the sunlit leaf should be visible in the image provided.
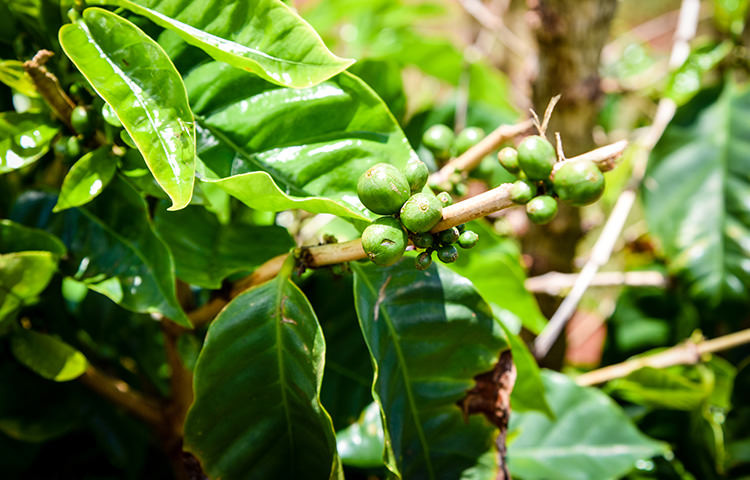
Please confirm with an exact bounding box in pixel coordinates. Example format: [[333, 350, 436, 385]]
[[53, 147, 117, 212], [336, 402, 385, 469], [59, 8, 195, 210], [0, 112, 58, 174], [93, 0, 353, 88], [0, 60, 38, 97], [10, 329, 88, 381]]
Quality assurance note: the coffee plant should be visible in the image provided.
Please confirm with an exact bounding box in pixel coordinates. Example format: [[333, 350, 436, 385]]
[[1, 0, 750, 479]]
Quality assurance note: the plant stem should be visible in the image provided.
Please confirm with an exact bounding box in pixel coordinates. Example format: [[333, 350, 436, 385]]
[[533, 0, 701, 359], [525, 270, 667, 295], [23, 50, 76, 131], [576, 328, 750, 386], [189, 139, 627, 327], [79, 364, 164, 428]]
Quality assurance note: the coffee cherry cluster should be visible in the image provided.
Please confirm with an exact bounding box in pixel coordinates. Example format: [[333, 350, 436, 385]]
[[499, 135, 606, 225], [357, 159, 479, 269], [422, 124, 486, 196]]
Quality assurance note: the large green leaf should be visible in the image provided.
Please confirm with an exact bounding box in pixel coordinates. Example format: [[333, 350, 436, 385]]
[[0, 221, 65, 324], [54, 177, 188, 326], [507, 371, 666, 480], [336, 401, 385, 468], [53, 147, 117, 212], [93, 0, 352, 88], [643, 81, 750, 305], [352, 259, 508, 479], [59, 8, 195, 210], [10, 329, 87, 381], [606, 365, 714, 411], [0, 112, 58, 174], [448, 221, 547, 335], [186, 62, 418, 222], [153, 204, 295, 288], [183, 261, 340, 479]]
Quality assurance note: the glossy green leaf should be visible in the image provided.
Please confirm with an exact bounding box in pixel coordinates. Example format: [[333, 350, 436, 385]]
[[0, 220, 66, 256], [349, 58, 406, 122], [352, 259, 508, 479], [665, 42, 732, 106], [507, 371, 666, 480], [10, 329, 87, 381], [448, 221, 547, 335], [183, 262, 340, 479], [53, 147, 117, 212], [53, 177, 188, 326], [59, 8, 195, 210], [0, 60, 38, 97], [0, 252, 58, 324], [93, 0, 352, 88], [336, 402, 385, 469], [186, 62, 419, 221], [153, 204, 295, 288], [643, 81, 750, 305], [0, 112, 58, 174]]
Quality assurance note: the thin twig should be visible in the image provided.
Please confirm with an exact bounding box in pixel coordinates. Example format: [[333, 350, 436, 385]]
[[525, 270, 667, 295], [533, 0, 701, 359], [161, 321, 194, 438], [23, 50, 76, 131], [189, 140, 628, 327], [429, 119, 534, 186], [458, 0, 527, 57], [79, 364, 164, 428], [576, 328, 750, 386], [540, 94, 561, 136]]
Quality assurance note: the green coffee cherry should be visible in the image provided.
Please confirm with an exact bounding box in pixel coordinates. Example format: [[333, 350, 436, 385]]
[[70, 106, 93, 135], [437, 191, 452, 207], [357, 163, 411, 215], [552, 159, 605, 206], [437, 245, 458, 263], [415, 251, 433, 271], [438, 227, 460, 245], [361, 217, 408, 266], [458, 230, 479, 249], [66, 136, 81, 158], [400, 192, 443, 233], [454, 126, 485, 155], [412, 232, 434, 249], [517, 135, 556, 180], [510, 179, 536, 204], [498, 147, 520, 174], [404, 158, 429, 194], [526, 195, 558, 224], [422, 124, 455, 159]]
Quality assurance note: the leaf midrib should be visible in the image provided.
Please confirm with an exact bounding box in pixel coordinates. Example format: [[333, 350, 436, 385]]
[[353, 265, 435, 480]]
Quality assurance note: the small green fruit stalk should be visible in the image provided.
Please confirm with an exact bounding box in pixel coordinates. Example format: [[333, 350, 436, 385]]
[[422, 124, 455, 160], [526, 195, 558, 224], [400, 192, 443, 233], [357, 163, 411, 215], [454, 127, 485, 155], [361, 217, 408, 266], [552, 159, 605, 206], [517, 135, 556, 180]]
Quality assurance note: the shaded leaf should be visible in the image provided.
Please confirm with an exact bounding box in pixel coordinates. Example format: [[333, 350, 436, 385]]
[[59, 8, 195, 210], [0, 112, 58, 174], [10, 329, 87, 381], [507, 371, 667, 480], [53, 147, 117, 212], [0, 60, 38, 97], [186, 62, 418, 222], [0, 219, 65, 256], [153, 204, 295, 288], [184, 261, 339, 479], [352, 259, 508, 479], [448, 221, 547, 334], [643, 81, 750, 305], [94, 0, 353, 88]]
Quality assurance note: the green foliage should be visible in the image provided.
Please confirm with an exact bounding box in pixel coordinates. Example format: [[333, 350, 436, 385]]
[[10, 329, 88, 381], [0, 112, 58, 173], [53, 147, 117, 212]]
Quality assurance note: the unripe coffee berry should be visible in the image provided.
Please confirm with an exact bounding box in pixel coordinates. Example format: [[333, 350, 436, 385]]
[[361, 217, 408, 266], [517, 135, 556, 180], [357, 163, 411, 215]]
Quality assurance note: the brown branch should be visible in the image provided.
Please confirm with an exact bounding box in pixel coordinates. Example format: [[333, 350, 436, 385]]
[[576, 328, 750, 386], [79, 364, 164, 428], [161, 321, 194, 439], [187, 139, 628, 327], [23, 50, 76, 131], [429, 119, 534, 186], [525, 270, 667, 295]]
